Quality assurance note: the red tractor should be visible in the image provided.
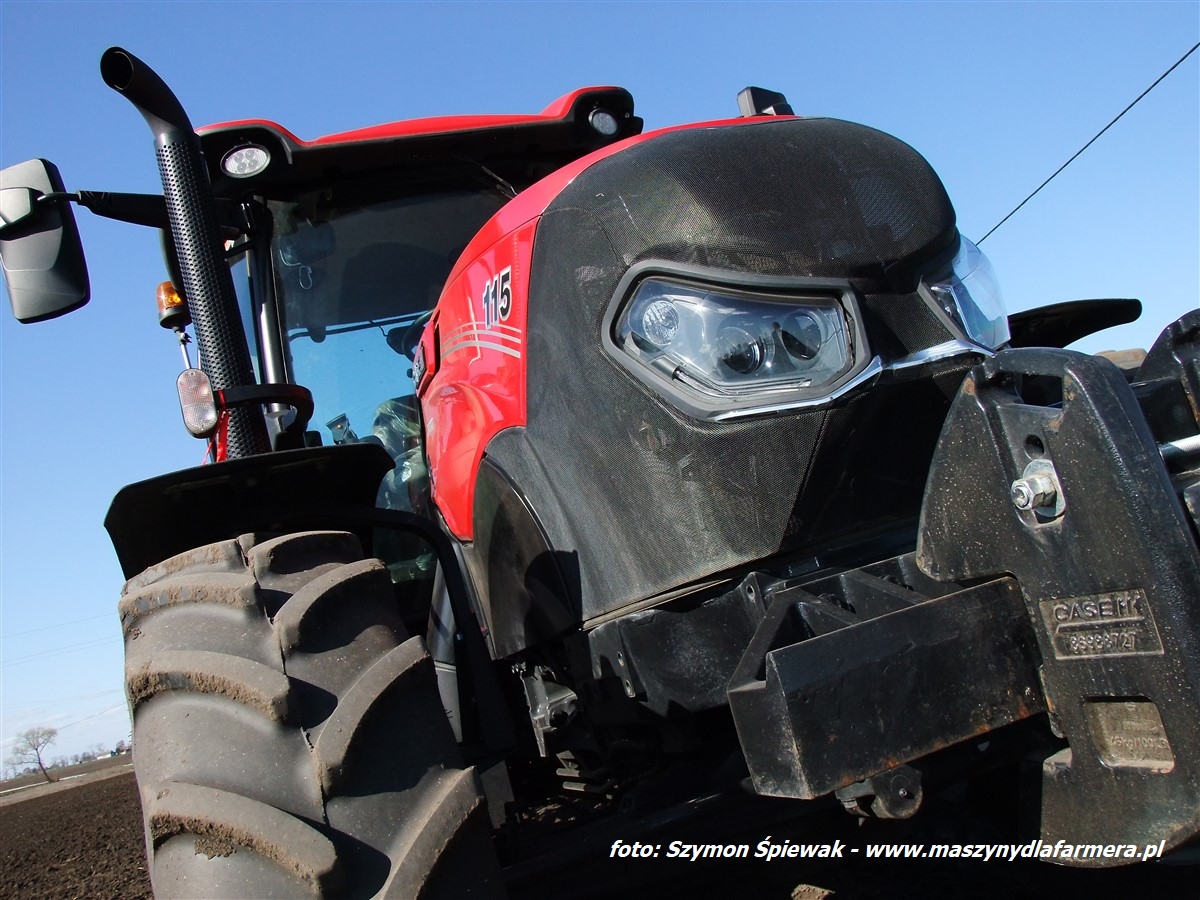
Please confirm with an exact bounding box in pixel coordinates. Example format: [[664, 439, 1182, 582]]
[[2, 48, 1198, 898]]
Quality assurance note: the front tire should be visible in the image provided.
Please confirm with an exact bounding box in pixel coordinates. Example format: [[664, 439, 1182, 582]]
[[119, 530, 501, 898]]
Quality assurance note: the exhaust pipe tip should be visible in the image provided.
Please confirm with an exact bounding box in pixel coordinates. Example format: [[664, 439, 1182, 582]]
[[100, 46, 193, 138], [99, 47, 135, 93]]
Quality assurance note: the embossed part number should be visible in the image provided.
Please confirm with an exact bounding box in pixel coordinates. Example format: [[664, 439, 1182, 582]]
[[1066, 629, 1138, 655], [1037, 590, 1164, 661], [482, 267, 512, 328]]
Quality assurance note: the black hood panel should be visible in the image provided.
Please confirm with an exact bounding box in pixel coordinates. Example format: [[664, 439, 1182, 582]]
[[478, 117, 963, 637], [555, 117, 955, 288]]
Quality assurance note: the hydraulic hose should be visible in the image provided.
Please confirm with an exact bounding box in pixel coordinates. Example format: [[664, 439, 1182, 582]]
[[100, 47, 269, 458]]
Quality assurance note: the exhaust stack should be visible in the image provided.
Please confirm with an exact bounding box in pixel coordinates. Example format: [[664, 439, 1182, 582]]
[[101, 47, 268, 458]]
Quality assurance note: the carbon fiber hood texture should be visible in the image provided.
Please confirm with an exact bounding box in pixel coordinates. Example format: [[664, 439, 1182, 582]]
[[485, 117, 961, 623]]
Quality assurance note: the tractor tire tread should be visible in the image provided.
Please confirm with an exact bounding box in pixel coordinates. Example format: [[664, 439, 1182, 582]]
[[123, 530, 501, 899], [147, 780, 341, 892]]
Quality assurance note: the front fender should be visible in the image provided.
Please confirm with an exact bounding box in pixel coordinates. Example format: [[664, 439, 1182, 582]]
[[104, 443, 393, 578]]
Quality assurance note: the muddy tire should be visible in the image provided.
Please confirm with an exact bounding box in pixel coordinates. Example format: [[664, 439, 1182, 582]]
[[120, 531, 502, 899]]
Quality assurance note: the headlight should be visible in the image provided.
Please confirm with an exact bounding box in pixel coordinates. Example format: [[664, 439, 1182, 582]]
[[920, 236, 1008, 349], [220, 144, 271, 179], [607, 269, 871, 420], [176, 368, 218, 438]]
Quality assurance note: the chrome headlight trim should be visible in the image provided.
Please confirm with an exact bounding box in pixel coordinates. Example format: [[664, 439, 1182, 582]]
[[711, 341, 994, 421], [603, 261, 999, 423], [602, 262, 874, 421]]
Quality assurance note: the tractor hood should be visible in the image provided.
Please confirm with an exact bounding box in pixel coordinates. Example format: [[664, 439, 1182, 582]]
[[426, 116, 989, 654]]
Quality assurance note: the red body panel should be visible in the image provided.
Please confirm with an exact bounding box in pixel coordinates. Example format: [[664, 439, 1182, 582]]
[[419, 115, 789, 539], [198, 87, 629, 147], [422, 221, 535, 538], [441, 115, 777, 292], [312, 114, 569, 145], [196, 119, 305, 143]]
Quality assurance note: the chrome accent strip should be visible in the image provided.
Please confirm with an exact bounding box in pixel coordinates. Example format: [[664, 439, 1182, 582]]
[[889, 339, 994, 371], [711, 357, 885, 421], [710, 340, 991, 421], [1160, 434, 1200, 466]]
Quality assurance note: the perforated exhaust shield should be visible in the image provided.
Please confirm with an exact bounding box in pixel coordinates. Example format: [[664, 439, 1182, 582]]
[[484, 118, 960, 623], [102, 47, 268, 458]]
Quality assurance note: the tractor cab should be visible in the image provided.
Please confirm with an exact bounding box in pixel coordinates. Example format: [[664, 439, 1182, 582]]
[[235, 180, 511, 512], [201, 89, 642, 510], [0, 73, 640, 581]]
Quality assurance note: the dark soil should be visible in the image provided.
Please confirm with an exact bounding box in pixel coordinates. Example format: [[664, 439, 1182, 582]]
[[0, 768, 1192, 899], [0, 772, 151, 900]]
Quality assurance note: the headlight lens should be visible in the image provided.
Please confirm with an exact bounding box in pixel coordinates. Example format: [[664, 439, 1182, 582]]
[[177, 368, 218, 438], [615, 278, 854, 402], [921, 236, 1008, 349], [221, 144, 271, 179]]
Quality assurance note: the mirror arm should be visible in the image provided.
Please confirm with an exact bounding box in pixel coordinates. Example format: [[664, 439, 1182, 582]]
[[76, 190, 168, 229], [0, 189, 78, 236], [26, 189, 247, 237], [38, 191, 80, 204]]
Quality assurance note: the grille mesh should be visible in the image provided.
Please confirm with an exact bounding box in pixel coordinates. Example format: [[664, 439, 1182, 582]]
[[862, 292, 954, 358]]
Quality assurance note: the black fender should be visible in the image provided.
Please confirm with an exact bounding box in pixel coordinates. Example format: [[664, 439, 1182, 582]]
[[104, 443, 393, 578], [105, 441, 517, 756]]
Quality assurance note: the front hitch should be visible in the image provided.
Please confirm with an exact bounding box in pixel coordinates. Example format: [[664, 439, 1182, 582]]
[[917, 313, 1200, 857]]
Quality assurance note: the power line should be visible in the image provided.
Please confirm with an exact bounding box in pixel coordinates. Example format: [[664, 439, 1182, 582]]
[[1, 613, 115, 639], [978, 41, 1200, 245], [0, 705, 129, 754], [1, 636, 121, 668], [4, 689, 125, 714], [57, 704, 128, 732]]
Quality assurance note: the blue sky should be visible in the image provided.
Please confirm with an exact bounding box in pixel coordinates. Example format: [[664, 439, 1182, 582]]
[[1, 1, 1197, 766]]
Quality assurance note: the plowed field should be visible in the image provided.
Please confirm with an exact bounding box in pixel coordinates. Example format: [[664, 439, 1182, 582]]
[[0, 770, 150, 900], [0, 766, 1191, 899]]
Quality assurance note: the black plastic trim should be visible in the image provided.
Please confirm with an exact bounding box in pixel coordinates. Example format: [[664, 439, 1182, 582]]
[[1008, 298, 1142, 349], [104, 443, 393, 578], [461, 454, 577, 659]]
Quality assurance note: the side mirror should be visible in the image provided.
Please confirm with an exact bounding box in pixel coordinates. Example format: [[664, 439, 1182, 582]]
[[0, 159, 90, 323]]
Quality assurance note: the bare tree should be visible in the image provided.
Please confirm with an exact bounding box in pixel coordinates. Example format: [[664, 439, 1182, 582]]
[[6, 727, 58, 782]]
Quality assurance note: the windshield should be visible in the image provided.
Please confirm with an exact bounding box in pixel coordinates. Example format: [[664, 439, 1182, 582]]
[[269, 183, 510, 512]]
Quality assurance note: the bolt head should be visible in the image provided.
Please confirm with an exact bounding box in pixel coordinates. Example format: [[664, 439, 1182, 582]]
[[1011, 474, 1057, 512], [1011, 481, 1036, 510]]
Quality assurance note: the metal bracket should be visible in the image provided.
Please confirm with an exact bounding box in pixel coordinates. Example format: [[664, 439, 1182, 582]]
[[917, 342, 1200, 854]]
